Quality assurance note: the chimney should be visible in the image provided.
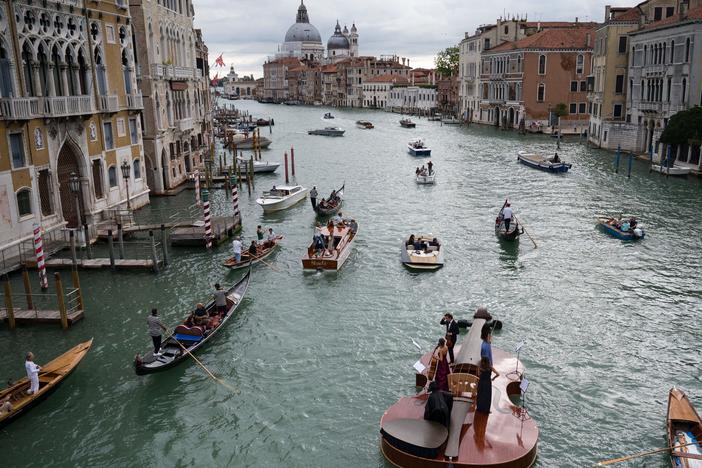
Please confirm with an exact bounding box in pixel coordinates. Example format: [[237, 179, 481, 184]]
[[407, 59, 410, 67], [537, 21, 541, 31], [402, 57, 406, 66], [605, 5, 611, 21], [575, 17, 579, 24], [586, 33, 591, 48]]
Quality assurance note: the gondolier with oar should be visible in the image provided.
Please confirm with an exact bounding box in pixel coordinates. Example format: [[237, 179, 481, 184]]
[[502, 203, 513, 232], [310, 186, 318, 209], [147, 309, 167, 356]]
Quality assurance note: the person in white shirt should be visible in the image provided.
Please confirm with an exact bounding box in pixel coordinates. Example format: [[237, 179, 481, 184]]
[[332, 212, 343, 225], [231, 237, 242, 262], [267, 228, 277, 241], [25, 353, 40, 395], [502, 203, 513, 232]]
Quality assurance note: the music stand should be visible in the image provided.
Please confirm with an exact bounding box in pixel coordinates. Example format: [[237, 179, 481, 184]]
[[515, 376, 531, 421], [507, 340, 525, 380]]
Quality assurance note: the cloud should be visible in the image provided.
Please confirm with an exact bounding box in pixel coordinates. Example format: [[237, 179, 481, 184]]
[[194, 0, 618, 77]]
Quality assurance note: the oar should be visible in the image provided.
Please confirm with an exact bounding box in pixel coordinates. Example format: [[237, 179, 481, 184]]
[[595, 441, 698, 466], [258, 257, 280, 272], [165, 329, 239, 393], [515, 216, 537, 249]]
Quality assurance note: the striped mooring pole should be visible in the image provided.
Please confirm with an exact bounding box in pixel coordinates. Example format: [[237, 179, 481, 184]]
[[194, 170, 201, 206], [230, 174, 239, 220], [33, 223, 48, 290], [202, 189, 212, 249]]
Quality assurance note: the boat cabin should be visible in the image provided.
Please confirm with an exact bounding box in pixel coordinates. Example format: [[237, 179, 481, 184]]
[[263, 185, 303, 199]]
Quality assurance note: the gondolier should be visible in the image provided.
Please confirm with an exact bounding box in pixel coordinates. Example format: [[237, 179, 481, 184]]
[[231, 237, 242, 262], [147, 309, 167, 356], [25, 353, 41, 395], [440, 313, 459, 364], [310, 186, 318, 209], [503, 203, 513, 232]]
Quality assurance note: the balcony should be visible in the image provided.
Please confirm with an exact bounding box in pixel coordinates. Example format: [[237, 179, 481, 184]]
[[44, 95, 93, 117], [176, 117, 193, 132], [0, 97, 42, 119], [173, 66, 194, 80], [97, 95, 119, 113], [125, 93, 144, 110]]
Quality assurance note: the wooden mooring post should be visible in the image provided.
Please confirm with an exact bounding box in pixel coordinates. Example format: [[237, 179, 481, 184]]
[[160, 224, 169, 266], [83, 224, 92, 259], [118, 223, 125, 259], [108, 229, 116, 269], [55, 273, 68, 330], [22, 267, 34, 310], [3, 275, 15, 330], [149, 230, 160, 273], [70, 230, 77, 266], [71, 269, 84, 311]]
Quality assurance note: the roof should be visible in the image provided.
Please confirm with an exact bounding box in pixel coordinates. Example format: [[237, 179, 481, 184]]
[[524, 21, 599, 28], [365, 74, 409, 84], [488, 27, 596, 52], [612, 6, 642, 22], [636, 5, 702, 32], [321, 64, 337, 73]]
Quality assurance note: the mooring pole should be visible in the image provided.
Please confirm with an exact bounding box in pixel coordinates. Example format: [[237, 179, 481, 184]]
[[291, 146, 295, 177], [71, 269, 84, 311], [160, 224, 169, 266], [149, 230, 160, 273], [70, 230, 77, 267], [118, 223, 125, 259], [627, 152, 633, 179], [55, 272, 68, 330], [83, 224, 92, 259], [22, 266, 34, 310], [284, 152, 289, 184], [107, 229, 115, 269], [3, 275, 15, 330], [614, 145, 621, 173]]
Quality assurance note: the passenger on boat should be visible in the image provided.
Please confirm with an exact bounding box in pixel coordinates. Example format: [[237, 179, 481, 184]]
[[313, 224, 325, 252], [415, 167, 421, 176], [213, 284, 227, 316], [407, 234, 416, 247], [329, 190, 336, 200], [430, 238, 440, 250], [431, 338, 451, 392], [231, 237, 242, 263], [620, 220, 630, 232], [267, 228, 277, 241], [193, 303, 209, 327], [424, 381, 453, 428], [629, 217, 637, 229], [502, 203, 513, 232], [248, 240, 258, 257], [428, 161, 434, 174], [147, 308, 167, 356], [332, 212, 343, 225], [440, 313, 459, 364], [310, 186, 318, 209], [476, 356, 499, 414], [256, 225, 264, 241], [25, 353, 40, 395], [0, 395, 12, 415], [552, 153, 560, 163]]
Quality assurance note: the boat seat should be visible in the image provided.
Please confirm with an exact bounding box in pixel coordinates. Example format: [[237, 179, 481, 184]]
[[448, 373, 478, 400], [427, 245, 438, 252], [174, 325, 204, 336]]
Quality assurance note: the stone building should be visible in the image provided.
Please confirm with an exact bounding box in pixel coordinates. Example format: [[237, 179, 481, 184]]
[[130, 0, 212, 193], [223, 67, 257, 99], [481, 26, 595, 133], [388, 85, 437, 112], [0, 0, 147, 251], [362, 75, 409, 109]]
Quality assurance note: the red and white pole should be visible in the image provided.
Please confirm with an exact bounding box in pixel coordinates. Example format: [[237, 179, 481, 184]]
[[33, 223, 48, 290], [202, 189, 212, 249], [194, 170, 201, 206]]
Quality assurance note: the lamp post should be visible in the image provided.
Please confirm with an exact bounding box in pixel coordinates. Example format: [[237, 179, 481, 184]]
[[68, 172, 82, 228], [120, 160, 131, 210]]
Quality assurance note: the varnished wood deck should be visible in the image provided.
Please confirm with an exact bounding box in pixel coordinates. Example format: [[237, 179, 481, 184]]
[[0, 308, 84, 325], [44, 258, 156, 269]]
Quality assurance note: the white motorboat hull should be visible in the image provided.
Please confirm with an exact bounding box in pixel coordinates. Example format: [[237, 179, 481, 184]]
[[256, 189, 309, 213], [408, 146, 431, 157], [651, 164, 691, 176], [416, 172, 436, 184]]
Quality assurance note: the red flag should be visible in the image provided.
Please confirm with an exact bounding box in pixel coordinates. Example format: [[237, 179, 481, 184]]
[[214, 54, 225, 67], [210, 73, 219, 86]]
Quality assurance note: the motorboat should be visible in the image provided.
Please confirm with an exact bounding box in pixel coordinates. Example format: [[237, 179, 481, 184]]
[[596, 217, 645, 240], [302, 218, 358, 271], [416, 169, 436, 184], [408, 139, 431, 157], [236, 157, 280, 174], [323, 112, 335, 119], [256, 185, 309, 213], [442, 118, 461, 125], [308, 127, 345, 137], [401, 235, 444, 270], [651, 164, 691, 176], [400, 119, 416, 128], [517, 151, 572, 173], [356, 120, 374, 129]]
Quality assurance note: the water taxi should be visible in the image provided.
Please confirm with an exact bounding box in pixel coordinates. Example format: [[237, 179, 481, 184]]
[[256, 185, 309, 213], [302, 219, 358, 271], [308, 127, 345, 137], [401, 235, 444, 270], [408, 139, 431, 157]]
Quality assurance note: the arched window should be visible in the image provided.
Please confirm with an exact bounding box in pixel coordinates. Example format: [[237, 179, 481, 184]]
[[52, 45, 63, 96], [16, 188, 33, 217], [0, 40, 14, 97], [667, 77, 672, 102], [682, 78, 687, 104], [133, 159, 141, 179], [640, 80, 645, 100], [38, 169, 53, 215], [670, 40, 675, 63], [644, 45, 647, 65], [537, 83, 545, 102], [78, 49, 88, 94], [122, 49, 132, 94], [38, 44, 50, 96], [685, 38, 691, 62], [538, 55, 546, 75], [662, 43, 666, 64], [95, 48, 107, 95]]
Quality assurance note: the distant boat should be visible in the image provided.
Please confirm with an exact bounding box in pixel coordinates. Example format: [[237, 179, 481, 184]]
[[517, 151, 572, 173], [226, 133, 272, 149], [236, 157, 280, 174], [356, 120, 374, 129], [428, 115, 442, 121], [401, 235, 444, 270], [308, 127, 345, 137], [442, 118, 461, 125], [416, 169, 436, 185], [314, 183, 344, 216], [323, 112, 335, 119], [408, 139, 431, 157], [651, 164, 691, 176], [596, 217, 645, 240], [223, 236, 284, 270], [256, 185, 309, 213], [400, 119, 416, 128]]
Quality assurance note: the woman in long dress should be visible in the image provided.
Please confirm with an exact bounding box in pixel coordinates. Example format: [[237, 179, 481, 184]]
[[476, 356, 499, 414], [432, 338, 450, 392]]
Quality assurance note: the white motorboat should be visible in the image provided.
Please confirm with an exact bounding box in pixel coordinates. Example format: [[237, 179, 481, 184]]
[[308, 127, 345, 136], [256, 185, 309, 213], [651, 164, 691, 176], [408, 139, 431, 157], [416, 170, 436, 185], [236, 157, 280, 174], [401, 235, 444, 270]]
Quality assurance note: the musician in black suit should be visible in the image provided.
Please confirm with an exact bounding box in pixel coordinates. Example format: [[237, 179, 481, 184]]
[[440, 313, 459, 364]]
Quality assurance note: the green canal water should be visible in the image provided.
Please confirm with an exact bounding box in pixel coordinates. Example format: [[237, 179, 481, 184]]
[[1, 101, 701, 467]]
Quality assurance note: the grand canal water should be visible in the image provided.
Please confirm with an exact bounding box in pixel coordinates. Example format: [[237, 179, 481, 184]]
[[1, 100, 701, 467]]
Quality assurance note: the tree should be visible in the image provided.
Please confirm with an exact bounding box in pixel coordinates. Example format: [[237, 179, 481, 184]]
[[435, 46, 459, 77], [660, 106, 702, 146]]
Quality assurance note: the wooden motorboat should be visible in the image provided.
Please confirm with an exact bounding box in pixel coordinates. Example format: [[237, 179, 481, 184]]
[[314, 184, 344, 216], [400, 119, 416, 128], [308, 127, 345, 136], [323, 112, 335, 119], [380, 308, 538, 467], [0, 339, 93, 427], [442, 118, 461, 125], [226, 133, 272, 149], [134, 271, 250, 375], [256, 185, 309, 213], [495, 201, 521, 241], [596, 217, 645, 240], [223, 236, 283, 270], [416, 169, 436, 185], [408, 139, 431, 157], [517, 151, 572, 173], [302, 218, 358, 271], [667, 387, 702, 467], [256, 118, 270, 126], [237, 157, 280, 174], [651, 164, 691, 176], [401, 235, 444, 270], [428, 115, 442, 122], [356, 120, 374, 129]]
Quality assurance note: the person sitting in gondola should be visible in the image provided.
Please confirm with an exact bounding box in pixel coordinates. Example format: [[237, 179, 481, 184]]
[[552, 153, 560, 163], [620, 220, 630, 232], [329, 189, 336, 200], [0, 395, 12, 416], [192, 303, 209, 327], [248, 240, 258, 258], [629, 217, 637, 229]]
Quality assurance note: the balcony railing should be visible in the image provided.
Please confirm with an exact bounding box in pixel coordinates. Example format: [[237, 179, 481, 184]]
[[0, 97, 42, 119], [98, 95, 119, 113], [173, 66, 194, 80], [44, 95, 93, 117], [176, 117, 193, 132], [125, 93, 144, 109]]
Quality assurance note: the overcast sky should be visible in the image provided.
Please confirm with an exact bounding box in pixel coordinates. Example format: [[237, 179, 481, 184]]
[[193, 0, 628, 78]]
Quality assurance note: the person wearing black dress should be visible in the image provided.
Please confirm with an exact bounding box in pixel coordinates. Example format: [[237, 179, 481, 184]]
[[476, 356, 499, 414]]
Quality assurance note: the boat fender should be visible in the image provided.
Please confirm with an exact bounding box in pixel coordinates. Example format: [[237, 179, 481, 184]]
[[634, 228, 643, 238]]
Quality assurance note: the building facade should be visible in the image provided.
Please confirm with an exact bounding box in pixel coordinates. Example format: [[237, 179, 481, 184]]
[[388, 85, 437, 112], [0, 0, 148, 250], [362, 75, 409, 109], [131, 0, 211, 193]]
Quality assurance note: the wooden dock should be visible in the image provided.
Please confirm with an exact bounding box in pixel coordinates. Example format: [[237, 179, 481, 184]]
[[44, 258, 157, 270], [170, 216, 241, 247], [0, 308, 84, 325]]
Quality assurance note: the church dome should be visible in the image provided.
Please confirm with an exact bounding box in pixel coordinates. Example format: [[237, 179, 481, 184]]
[[284, 1, 322, 43], [327, 21, 350, 50]]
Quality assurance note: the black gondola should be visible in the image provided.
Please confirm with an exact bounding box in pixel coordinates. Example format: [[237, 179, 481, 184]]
[[314, 183, 344, 216], [495, 200, 521, 241], [134, 270, 251, 375]]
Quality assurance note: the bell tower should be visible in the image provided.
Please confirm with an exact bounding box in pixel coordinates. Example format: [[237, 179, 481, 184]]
[[349, 23, 359, 57]]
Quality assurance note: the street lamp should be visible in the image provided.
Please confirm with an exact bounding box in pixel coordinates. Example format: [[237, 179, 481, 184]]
[[68, 172, 82, 228], [121, 160, 131, 210]]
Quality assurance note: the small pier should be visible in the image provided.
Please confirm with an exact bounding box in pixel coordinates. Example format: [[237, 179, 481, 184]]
[[170, 216, 240, 247]]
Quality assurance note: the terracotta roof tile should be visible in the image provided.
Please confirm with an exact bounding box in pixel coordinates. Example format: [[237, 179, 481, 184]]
[[365, 74, 409, 84], [639, 5, 702, 31], [612, 6, 642, 22], [488, 27, 596, 52]]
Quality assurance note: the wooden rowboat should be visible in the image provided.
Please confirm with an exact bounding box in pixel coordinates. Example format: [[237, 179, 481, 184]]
[[596, 217, 645, 240], [0, 339, 93, 427], [134, 271, 250, 375], [302, 219, 358, 271], [223, 236, 283, 270], [495, 201, 521, 241], [314, 184, 344, 216], [517, 151, 572, 173], [667, 387, 702, 467]]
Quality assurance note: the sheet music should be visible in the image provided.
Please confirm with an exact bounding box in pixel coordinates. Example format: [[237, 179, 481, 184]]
[[413, 361, 426, 373]]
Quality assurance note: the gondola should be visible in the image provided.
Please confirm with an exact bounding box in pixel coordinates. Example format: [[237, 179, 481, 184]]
[[314, 184, 344, 216], [223, 236, 283, 270], [495, 200, 521, 241], [0, 339, 93, 428], [667, 387, 702, 467], [134, 271, 251, 375]]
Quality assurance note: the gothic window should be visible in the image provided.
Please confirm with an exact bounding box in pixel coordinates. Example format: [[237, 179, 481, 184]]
[[685, 38, 691, 62], [39, 12, 50, 34], [0, 41, 14, 97], [133, 159, 141, 179], [78, 49, 88, 94], [644, 45, 647, 65], [122, 49, 132, 94], [640, 80, 644, 100], [21, 42, 35, 96], [92, 159, 104, 199], [576, 54, 584, 74], [670, 41, 675, 63], [67, 18, 77, 38], [16, 188, 33, 217], [119, 26, 127, 46], [66, 49, 77, 96], [38, 44, 50, 96], [538, 55, 546, 75], [682, 78, 687, 104], [95, 48, 107, 95], [23, 10, 37, 33], [108, 166, 117, 188], [51, 45, 63, 96], [90, 22, 100, 42], [53, 15, 64, 37], [38, 169, 53, 215], [537, 83, 545, 102]]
